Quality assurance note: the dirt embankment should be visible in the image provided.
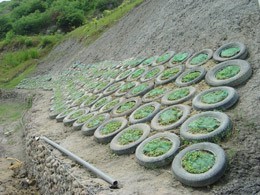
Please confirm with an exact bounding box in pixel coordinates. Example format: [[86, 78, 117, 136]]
[[16, 0, 260, 194]]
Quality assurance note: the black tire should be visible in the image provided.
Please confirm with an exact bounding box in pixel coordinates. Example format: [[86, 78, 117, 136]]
[[168, 49, 194, 66], [110, 123, 151, 155], [175, 66, 206, 87], [103, 81, 125, 96], [81, 113, 110, 136], [129, 102, 161, 124], [135, 132, 180, 168], [142, 86, 170, 103], [171, 142, 227, 187], [186, 49, 213, 68], [93, 80, 113, 94], [155, 65, 185, 85], [140, 66, 165, 82], [72, 112, 97, 130], [111, 97, 142, 117], [63, 108, 89, 126], [99, 97, 125, 113], [94, 117, 128, 144], [126, 67, 148, 81], [115, 68, 135, 81], [90, 96, 113, 112], [56, 107, 77, 122], [114, 81, 139, 97], [151, 104, 191, 131], [180, 111, 232, 142], [153, 51, 175, 66], [80, 93, 103, 108], [213, 42, 248, 62], [161, 86, 196, 105], [192, 86, 239, 111], [125, 82, 154, 98], [140, 56, 158, 67], [205, 59, 252, 87]]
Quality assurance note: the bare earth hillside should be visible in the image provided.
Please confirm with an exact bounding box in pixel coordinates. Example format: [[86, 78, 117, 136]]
[[25, 0, 259, 194]]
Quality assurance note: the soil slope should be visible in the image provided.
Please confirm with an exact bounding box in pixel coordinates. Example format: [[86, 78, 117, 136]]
[[31, 0, 259, 194]]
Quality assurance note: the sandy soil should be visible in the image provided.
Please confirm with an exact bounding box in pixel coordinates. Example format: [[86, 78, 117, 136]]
[[2, 0, 260, 194]]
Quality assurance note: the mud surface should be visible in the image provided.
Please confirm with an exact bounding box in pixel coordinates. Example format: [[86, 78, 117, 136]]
[[11, 0, 260, 194]]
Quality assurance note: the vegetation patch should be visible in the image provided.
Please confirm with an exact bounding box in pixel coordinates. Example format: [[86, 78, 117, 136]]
[[161, 68, 180, 80], [77, 113, 95, 124], [133, 105, 155, 119], [118, 69, 132, 79], [118, 129, 143, 145], [69, 110, 84, 119], [83, 95, 98, 106], [181, 150, 216, 174], [181, 71, 200, 83], [0, 102, 28, 124], [156, 53, 171, 63], [158, 108, 183, 126], [93, 97, 109, 109], [106, 82, 121, 92], [119, 82, 135, 93], [131, 83, 148, 95], [86, 115, 106, 128], [220, 47, 240, 58], [116, 101, 136, 113], [171, 52, 188, 63], [103, 99, 120, 111], [100, 121, 122, 135], [142, 56, 156, 65], [168, 88, 190, 101], [201, 90, 228, 104], [215, 65, 240, 80], [144, 68, 160, 79], [143, 137, 172, 157], [130, 68, 145, 79], [190, 54, 208, 65], [96, 82, 109, 91], [146, 87, 166, 98], [188, 117, 221, 134]]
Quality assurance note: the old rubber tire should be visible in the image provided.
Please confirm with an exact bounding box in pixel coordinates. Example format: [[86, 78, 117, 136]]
[[63, 108, 89, 126], [180, 111, 232, 142], [161, 86, 196, 105], [93, 80, 113, 94], [90, 96, 113, 112], [111, 97, 142, 117], [171, 142, 227, 187], [81, 113, 110, 136], [186, 49, 213, 68], [56, 107, 77, 122], [135, 132, 180, 168], [126, 67, 148, 82], [155, 65, 185, 85], [94, 117, 128, 144], [72, 112, 97, 130], [114, 81, 139, 97], [142, 87, 169, 103], [110, 123, 151, 155], [175, 66, 206, 87], [153, 51, 175, 66], [125, 82, 154, 98], [140, 56, 158, 67], [80, 93, 103, 108], [151, 104, 191, 131], [213, 42, 248, 62], [99, 97, 125, 113], [168, 49, 194, 67], [103, 81, 125, 96], [205, 59, 252, 87], [129, 102, 161, 124], [115, 68, 135, 81], [140, 66, 165, 82], [192, 86, 239, 111]]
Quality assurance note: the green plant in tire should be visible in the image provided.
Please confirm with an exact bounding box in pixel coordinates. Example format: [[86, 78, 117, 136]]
[[84, 95, 98, 106], [106, 82, 121, 92], [100, 121, 122, 135], [143, 137, 173, 157], [181, 150, 216, 174], [94, 97, 109, 109], [156, 53, 171, 63], [131, 83, 148, 95], [158, 108, 183, 126], [86, 115, 106, 128], [130, 69, 145, 79], [188, 117, 221, 134], [220, 47, 240, 58], [168, 88, 190, 101], [134, 105, 155, 119], [190, 54, 208, 65], [145, 68, 160, 79], [119, 69, 132, 79], [119, 82, 135, 93], [77, 113, 95, 123], [161, 68, 180, 80], [118, 129, 143, 145], [201, 90, 228, 104], [171, 52, 189, 63], [96, 82, 109, 91], [103, 99, 120, 111], [146, 87, 166, 98], [143, 56, 156, 65], [181, 71, 201, 83], [215, 65, 240, 80], [69, 110, 84, 119], [116, 101, 136, 113]]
